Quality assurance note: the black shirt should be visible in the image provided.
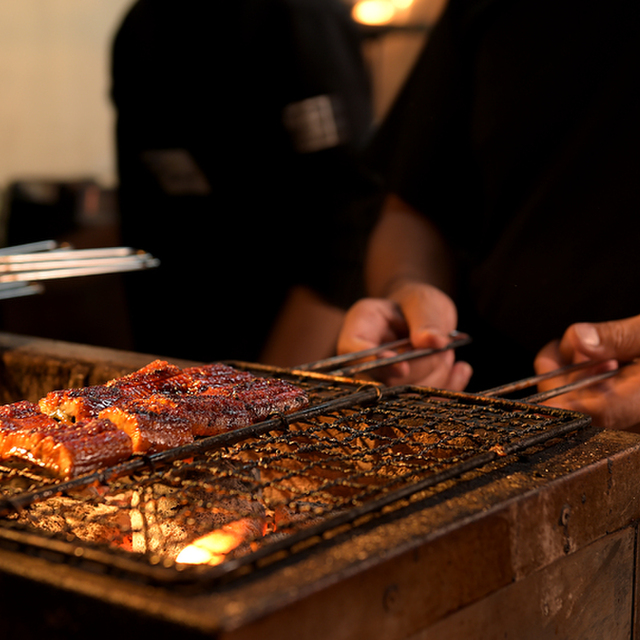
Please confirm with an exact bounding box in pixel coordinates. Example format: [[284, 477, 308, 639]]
[[111, 0, 375, 362], [368, 0, 640, 390]]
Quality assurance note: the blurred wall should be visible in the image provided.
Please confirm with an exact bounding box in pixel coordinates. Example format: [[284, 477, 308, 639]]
[[0, 0, 447, 195], [0, 0, 134, 191]]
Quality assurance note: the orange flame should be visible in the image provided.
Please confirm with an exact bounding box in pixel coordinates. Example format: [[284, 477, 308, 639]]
[[176, 517, 267, 566]]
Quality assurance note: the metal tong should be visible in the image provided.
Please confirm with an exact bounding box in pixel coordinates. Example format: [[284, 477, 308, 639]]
[[295, 331, 472, 377], [298, 331, 628, 405], [0, 240, 159, 299], [479, 359, 630, 404]]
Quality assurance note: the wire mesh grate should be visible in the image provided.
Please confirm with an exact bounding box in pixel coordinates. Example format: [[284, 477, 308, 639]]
[[0, 373, 590, 586]]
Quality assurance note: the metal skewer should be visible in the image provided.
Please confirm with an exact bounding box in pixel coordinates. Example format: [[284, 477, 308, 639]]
[[300, 326, 629, 406], [0, 246, 137, 266], [332, 332, 471, 376], [0, 241, 159, 296], [522, 366, 627, 404], [480, 360, 633, 404], [0, 256, 159, 283], [479, 360, 611, 397], [297, 331, 471, 377], [0, 252, 158, 276], [0, 282, 45, 299], [294, 338, 413, 372], [0, 240, 59, 256]]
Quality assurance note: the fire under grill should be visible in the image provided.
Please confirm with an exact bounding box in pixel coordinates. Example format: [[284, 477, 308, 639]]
[[0, 364, 590, 591]]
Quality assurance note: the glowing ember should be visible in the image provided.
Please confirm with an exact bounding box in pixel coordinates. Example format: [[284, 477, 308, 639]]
[[176, 517, 267, 566]]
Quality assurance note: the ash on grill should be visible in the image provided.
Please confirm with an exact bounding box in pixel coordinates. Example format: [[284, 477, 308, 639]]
[[0, 368, 588, 586]]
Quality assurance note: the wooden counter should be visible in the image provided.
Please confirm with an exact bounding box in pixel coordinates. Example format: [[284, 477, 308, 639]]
[[0, 333, 637, 639]]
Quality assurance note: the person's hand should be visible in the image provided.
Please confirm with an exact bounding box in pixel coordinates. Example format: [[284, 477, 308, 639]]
[[534, 316, 640, 430], [337, 281, 472, 389]]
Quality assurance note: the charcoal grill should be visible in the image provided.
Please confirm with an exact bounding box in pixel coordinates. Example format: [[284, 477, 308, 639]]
[[0, 332, 639, 639]]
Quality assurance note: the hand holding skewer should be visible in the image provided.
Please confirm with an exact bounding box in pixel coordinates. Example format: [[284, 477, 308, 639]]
[[534, 316, 640, 431], [336, 281, 473, 389]]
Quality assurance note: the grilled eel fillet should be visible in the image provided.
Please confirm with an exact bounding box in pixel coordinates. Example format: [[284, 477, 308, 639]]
[[40, 360, 309, 444], [38, 360, 184, 423], [0, 361, 308, 477], [0, 401, 132, 477]]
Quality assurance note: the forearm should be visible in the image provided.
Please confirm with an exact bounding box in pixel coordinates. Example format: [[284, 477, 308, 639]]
[[259, 285, 345, 368], [337, 194, 471, 390], [365, 193, 454, 298]]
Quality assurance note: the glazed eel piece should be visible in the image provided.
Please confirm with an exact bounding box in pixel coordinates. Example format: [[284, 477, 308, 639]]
[[3, 360, 309, 474], [38, 360, 184, 423], [162, 364, 310, 419], [99, 365, 310, 449], [40, 361, 309, 439], [0, 401, 132, 477]]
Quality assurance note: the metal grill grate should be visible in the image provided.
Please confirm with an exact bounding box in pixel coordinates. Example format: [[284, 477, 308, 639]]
[[0, 368, 590, 588]]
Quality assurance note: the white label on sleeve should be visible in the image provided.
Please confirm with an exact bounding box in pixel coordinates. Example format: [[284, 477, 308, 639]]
[[283, 94, 344, 153]]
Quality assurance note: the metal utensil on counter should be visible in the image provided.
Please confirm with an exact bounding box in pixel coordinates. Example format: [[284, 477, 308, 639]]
[[0, 241, 159, 297]]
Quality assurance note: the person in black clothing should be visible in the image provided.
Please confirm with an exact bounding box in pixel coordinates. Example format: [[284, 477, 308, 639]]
[[111, 0, 375, 365], [336, 0, 640, 430]]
